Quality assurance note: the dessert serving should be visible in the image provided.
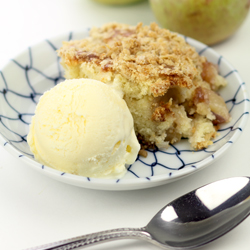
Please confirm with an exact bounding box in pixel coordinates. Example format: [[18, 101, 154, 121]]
[[0, 22, 248, 189], [27, 79, 140, 178], [58, 22, 230, 150]]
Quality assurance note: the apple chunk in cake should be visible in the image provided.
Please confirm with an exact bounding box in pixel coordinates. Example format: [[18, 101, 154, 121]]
[[57, 22, 230, 150]]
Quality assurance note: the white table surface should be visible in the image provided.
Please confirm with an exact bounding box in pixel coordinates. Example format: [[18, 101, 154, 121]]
[[0, 1, 250, 249]]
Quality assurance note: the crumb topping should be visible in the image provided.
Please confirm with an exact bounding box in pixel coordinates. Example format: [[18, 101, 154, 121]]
[[138, 149, 148, 158], [58, 22, 230, 151], [58, 22, 206, 97], [152, 99, 173, 122]]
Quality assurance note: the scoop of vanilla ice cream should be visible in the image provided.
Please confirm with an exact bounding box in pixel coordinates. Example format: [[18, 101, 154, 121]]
[[27, 79, 140, 179]]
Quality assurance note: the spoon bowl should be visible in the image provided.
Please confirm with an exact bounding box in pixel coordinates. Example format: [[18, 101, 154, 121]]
[[26, 177, 250, 250], [147, 176, 250, 249]]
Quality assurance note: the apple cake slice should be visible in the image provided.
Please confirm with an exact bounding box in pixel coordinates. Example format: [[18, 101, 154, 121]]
[[57, 22, 230, 150]]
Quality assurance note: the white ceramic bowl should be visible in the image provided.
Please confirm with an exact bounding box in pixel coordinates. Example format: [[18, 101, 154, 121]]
[[0, 31, 249, 190]]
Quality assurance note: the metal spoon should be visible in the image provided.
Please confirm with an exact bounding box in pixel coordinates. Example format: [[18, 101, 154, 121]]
[[27, 176, 250, 250]]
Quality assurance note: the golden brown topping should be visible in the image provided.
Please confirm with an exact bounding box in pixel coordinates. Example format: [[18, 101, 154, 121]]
[[139, 149, 148, 158], [152, 106, 169, 122], [152, 100, 173, 122], [58, 22, 204, 96], [151, 79, 170, 97]]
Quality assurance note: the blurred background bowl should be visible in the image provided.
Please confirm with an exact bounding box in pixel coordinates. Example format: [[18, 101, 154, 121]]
[[93, 0, 145, 5], [149, 0, 250, 45]]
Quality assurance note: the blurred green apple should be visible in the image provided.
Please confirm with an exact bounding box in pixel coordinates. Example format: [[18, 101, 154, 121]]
[[149, 0, 250, 45], [93, 0, 144, 5]]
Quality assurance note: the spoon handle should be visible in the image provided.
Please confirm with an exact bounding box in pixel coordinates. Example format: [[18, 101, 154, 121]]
[[25, 227, 152, 250]]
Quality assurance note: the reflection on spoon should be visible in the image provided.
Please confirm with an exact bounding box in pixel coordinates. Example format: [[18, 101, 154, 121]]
[[26, 177, 250, 250]]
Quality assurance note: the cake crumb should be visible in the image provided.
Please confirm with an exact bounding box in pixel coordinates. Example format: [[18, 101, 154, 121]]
[[139, 149, 148, 158]]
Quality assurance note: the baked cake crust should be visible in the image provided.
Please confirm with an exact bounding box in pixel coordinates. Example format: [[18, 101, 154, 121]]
[[59, 23, 204, 96], [58, 22, 230, 150]]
